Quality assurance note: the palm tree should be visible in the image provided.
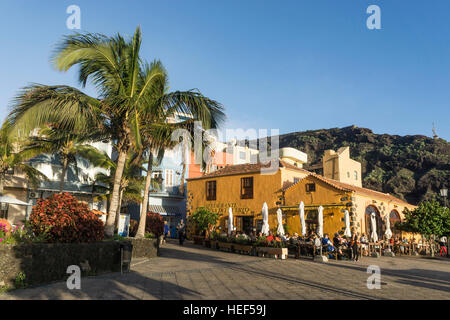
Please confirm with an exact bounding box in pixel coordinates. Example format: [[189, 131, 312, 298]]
[[0, 120, 48, 195], [21, 126, 111, 193], [133, 62, 225, 237], [8, 27, 225, 237]]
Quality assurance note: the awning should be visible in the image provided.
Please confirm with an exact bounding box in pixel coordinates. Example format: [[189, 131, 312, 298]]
[[149, 205, 182, 217], [0, 195, 31, 206]]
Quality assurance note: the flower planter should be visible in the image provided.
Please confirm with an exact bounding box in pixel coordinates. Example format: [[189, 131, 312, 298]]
[[209, 240, 218, 249], [256, 247, 288, 259], [232, 243, 253, 255], [204, 239, 211, 248], [217, 241, 234, 252], [192, 235, 204, 245]]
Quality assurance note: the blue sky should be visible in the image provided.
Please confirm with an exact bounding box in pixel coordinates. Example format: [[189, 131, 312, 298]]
[[1, 0, 449, 140]]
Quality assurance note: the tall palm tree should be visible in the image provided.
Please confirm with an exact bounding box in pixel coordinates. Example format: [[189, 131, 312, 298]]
[[8, 27, 225, 237], [133, 62, 225, 237], [21, 126, 110, 193], [0, 120, 48, 195]]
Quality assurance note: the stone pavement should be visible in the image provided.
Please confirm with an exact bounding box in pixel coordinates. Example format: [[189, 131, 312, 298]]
[[1, 239, 449, 300]]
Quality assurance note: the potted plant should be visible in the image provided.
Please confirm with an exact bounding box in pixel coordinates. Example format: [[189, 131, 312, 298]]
[[190, 208, 219, 245], [256, 238, 288, 259], [208, 231, 219, 249], [233, 235, 253, 255]]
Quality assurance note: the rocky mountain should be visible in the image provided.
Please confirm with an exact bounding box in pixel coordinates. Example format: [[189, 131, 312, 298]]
[[269, 125, 450, 205]]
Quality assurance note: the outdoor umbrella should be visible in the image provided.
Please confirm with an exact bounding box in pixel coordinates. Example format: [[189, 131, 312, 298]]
[[0, 195, 31, 206], [299, 201, 306, 237], [276, 208, 285, 236], [344, 210, 351, 237], [370, 212, 378, 242], [261, 202, 270, 236], [227, 207, 234, 235], [384, 214, 393, 240], [317, 206, 324, 238]]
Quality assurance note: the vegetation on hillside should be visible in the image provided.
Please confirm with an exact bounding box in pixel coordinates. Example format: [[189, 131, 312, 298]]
[[272, 125, 449, 205]]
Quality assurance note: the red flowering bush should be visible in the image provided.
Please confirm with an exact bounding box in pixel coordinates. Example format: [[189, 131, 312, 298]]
[[145, 212, 164, 237], [29, 193, 104, 243]]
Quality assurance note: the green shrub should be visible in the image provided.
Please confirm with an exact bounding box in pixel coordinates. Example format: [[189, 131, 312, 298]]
[[144, 232, 156, 239], [191, 208, 218, 235]]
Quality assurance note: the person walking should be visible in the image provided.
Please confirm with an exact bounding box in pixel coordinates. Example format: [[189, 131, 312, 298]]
[[163, 221, 170, 245], [351, 232, 359, 261], [176, 220, 186, 245]]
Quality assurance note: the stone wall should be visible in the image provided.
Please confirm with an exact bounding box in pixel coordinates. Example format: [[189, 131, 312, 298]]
[[0, 241, 127, 288], [127, 238, 159, 259]]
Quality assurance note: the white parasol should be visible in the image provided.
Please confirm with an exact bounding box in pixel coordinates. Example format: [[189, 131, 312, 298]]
[[227, 207, 234, 235], [344, 210, 351, 237], [276, 208, 285, 236], [261, 202, 270, 236], [299, 201, 306, 237], [370, 212, 378, 242], [384, 214, 392, 240], [317, 206, 324, 238]]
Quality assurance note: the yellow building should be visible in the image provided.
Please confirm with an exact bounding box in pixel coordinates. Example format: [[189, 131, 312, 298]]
[[186, 159, 310, 235], [281, 173, 415, 239], [186, 147, 417, 239]]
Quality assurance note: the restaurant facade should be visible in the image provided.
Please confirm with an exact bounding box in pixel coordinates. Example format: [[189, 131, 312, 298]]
[[186, 147, 417, 239]]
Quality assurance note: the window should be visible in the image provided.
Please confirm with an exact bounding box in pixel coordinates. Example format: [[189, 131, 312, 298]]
[[241, 177, 254, 199], [305, 183, 316, 192], [206, 181, 217, 201], [293, 177, 300, 184], [347, 172, 350, 178], [354, 170, 358, 180], [239, 151, 246, 160], [165, 169, 174, 188]]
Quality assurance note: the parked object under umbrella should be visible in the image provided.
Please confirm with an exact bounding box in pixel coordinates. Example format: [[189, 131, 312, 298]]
[[261, 202, 270, 236], [299, 201, 306, 237], [370, 212, 378, 242], [228, 207, 234, 236], [276, 208, 284, 236], [344, 210, 351, 237], [384, 215, 392, 240]]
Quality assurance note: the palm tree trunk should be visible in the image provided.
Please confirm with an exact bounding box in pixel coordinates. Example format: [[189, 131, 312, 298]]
[[136, 151, 153, 238], [115, 188, 124, 232], [179, 143, 187, 196], [105, 149, 128, 237], [0, 176, 4, 195], [59, 157, 68, 193]]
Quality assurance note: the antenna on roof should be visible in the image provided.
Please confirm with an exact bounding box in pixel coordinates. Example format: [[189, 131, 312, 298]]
[[432, 122, 438, 140]]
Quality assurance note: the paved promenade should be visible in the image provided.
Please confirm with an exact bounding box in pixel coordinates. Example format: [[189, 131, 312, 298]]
[[1, 239, 449, 300]]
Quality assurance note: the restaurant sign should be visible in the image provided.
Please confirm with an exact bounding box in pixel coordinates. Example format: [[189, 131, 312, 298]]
[[205, 202, 251, 215]]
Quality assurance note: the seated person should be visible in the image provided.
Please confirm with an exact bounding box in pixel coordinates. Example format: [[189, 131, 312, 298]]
[[266, 231, 274, 242], [282, 233, 290, 241], [322, 234, 335, 251]]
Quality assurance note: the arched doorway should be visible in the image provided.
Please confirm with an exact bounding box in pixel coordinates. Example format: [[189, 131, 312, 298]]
[[365, 205, 384, 240], [389, 210, 402, 238]]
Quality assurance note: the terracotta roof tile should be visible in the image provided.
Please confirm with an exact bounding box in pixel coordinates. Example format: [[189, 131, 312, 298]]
[[284, 173, 412, 206], [187, 160, 309, 180]]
